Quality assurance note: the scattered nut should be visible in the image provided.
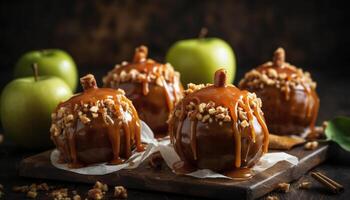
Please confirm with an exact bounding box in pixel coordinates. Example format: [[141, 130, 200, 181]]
[[73, 194, 81, 200], [94, 181, 108, 192], [13, 185, 29, 193], [114, 186, 127, 199], [304, 141, 318, 150], [299, 181, 312, 189], [277, 182, 290, 193], [26, 190, 37, 199], [51, 188, 68, 199], [88, 188, 103, 200]]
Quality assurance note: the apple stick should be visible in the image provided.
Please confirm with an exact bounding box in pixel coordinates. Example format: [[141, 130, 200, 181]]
[[32, 63, 39, 81], [198, 27, 208, 39]]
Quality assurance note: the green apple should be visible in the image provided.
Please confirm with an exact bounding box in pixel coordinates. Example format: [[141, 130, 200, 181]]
[[14, 49, 78, 91], [1, 66, 72, 149], [166, 38, 236, 85]]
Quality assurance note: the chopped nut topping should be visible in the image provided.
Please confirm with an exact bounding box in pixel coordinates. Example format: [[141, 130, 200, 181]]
[[277, 182, 290, 193], [304, 141, 318, 150], [114, 186, 128, 199], [50, 98, 121, 137], [241, 120, 249, 128], [184, 83, 212, 96], [239, 51, 317, 96], [170, 89, 263, 129], [79, 114, 91, 124], [103, 59, 180, 88]]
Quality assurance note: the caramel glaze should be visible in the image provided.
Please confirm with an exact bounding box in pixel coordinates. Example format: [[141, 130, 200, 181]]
[[168, 69, 269, 178], [103, 46, 183, 134], [51, 75, 144, 168], [240, 48, 320, 136]]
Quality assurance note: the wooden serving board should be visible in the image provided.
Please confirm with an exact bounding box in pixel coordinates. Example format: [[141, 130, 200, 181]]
[[19, 144, 329, 200]]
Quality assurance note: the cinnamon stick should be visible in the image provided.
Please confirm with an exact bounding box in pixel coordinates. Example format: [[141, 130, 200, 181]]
[[311, 171, 344, 194]]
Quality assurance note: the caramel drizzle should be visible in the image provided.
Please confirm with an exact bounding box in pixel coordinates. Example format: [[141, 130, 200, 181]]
[[170, 69, 269, 169], [51, 74, 143, 167], [270, 48, 320, 134]]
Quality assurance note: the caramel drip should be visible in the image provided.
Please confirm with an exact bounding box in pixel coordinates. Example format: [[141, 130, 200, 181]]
[[252, 107, 269, 153], [310, 91, 320, 132], [240, 95, 256, 142], [107, 122, 122, 164], [232, 117, 242, 168], [190, 119, 198, 160], [142, 81, 149, 95], [223, 167, 253, 180], [67, 130, 78, 165], [161, 76, 174, 112]]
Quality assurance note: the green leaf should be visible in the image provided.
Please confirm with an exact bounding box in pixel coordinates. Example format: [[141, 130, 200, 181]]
[[325, 116, 350, 152]]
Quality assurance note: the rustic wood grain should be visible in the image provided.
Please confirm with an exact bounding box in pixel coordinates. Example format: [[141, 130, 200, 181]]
[[18, 144, 329, 200]]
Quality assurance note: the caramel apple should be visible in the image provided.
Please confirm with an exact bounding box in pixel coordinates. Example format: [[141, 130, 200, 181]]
[[50, 74, 143, 168], [168, 69, 269, 178], [103, 46, 183, 136], [239, 48, 319, 136]]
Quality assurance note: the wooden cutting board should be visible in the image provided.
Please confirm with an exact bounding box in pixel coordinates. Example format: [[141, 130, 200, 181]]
[[19, 144, 329, 200]]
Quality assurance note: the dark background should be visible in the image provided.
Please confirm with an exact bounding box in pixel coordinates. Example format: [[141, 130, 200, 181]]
[[1, 0, 349, 123], [0, 1, 350, 199]]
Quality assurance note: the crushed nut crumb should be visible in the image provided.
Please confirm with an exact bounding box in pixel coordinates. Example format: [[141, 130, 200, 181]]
[[73, 194, 81, 200], [26, 190, 37, 199], [13, 185, 29, 193], [88, 188, 103, 200], [299, 181, 312, 189], [51, 188, 68, 199], [277, 182, 290, 193], [94, 181, 108, 192], [114, 186, 127, 199], [266, 195, 279, 200], [304, 141, 318, 150]]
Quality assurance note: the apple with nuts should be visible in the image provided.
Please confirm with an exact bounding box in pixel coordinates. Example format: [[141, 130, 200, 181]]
[[1, 64, 72, 149]]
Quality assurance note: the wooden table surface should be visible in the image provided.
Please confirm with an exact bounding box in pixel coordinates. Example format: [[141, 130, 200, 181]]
[[0, 74, 349, 200]]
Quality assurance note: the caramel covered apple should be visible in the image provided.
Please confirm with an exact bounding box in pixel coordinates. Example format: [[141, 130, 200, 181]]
[[168, 69, 269, 177], [239, 48, 319, 136], [103, 46, 183, 136], [50, 74, 143, 168]]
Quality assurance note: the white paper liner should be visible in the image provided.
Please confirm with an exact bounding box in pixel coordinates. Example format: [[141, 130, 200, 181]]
[[51, 121, 299, 179]]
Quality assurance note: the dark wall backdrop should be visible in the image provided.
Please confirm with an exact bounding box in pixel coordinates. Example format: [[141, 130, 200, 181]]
[[0, 0, 349, 120]]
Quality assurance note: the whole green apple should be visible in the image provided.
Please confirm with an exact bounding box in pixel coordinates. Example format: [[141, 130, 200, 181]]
[[0, 71, 72, 149], [166, 38, 236, 85], [14, 49, 78, 91]]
